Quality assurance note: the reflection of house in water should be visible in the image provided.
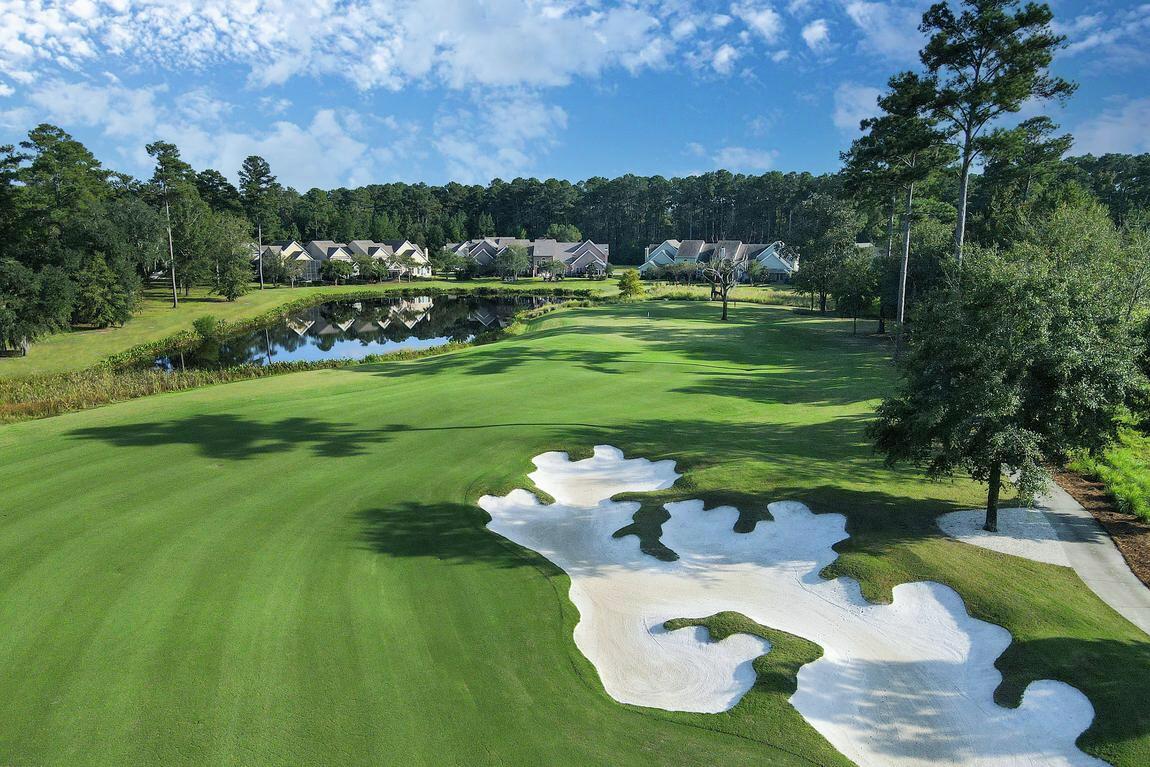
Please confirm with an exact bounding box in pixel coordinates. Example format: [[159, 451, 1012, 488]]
[[314, 318, 356, 335], [468, 307, 502, 328], [388, 296, 434, 329], [286, 318, 315, 336]]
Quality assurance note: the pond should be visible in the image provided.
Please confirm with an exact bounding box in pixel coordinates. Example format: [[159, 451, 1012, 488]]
[[155, 293, 555, 370]]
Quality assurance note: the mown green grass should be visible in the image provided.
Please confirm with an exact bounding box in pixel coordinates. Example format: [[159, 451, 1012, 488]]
[[0, 301, 1146, 766]]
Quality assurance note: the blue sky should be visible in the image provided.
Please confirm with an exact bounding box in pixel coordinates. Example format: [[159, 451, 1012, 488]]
[[1, 0, 1147, 190]]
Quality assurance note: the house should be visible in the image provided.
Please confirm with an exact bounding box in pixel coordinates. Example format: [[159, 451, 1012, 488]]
[[382, 240, 432, 278], [255, 240, 320, 281], [256, 238, 430, 283], [446, 237, 609, 277], [639, 239, 799, 282], [346, 240, 394, 262], [303, 240, 355, 265]]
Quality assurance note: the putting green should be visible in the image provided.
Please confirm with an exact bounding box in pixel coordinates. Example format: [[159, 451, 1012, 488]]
[[0, 302, 1147, 766]]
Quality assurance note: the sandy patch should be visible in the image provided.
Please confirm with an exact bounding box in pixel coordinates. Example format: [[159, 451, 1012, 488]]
[[937, 508, 1072, 567], [480, 446, 1106, 767]]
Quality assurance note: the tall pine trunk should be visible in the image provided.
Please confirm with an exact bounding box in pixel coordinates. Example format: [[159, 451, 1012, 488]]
[[984, 461, 1002, 532], [165, 198, 178, 308], [954, 140, 973, 265], [895, 182, 914, 359]]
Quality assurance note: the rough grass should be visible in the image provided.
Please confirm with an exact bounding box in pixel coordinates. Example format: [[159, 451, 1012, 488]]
[[0, 301, 1147, 766]]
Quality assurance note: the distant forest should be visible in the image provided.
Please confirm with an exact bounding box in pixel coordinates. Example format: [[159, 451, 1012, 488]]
[[209, 153, 1150, 264]]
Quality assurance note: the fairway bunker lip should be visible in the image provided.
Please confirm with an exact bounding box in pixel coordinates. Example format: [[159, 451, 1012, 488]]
[[480, 446, 1107, 767]]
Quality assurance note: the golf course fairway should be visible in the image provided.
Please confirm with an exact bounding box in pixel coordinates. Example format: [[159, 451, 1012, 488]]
[[1, 302, 1148, 766]]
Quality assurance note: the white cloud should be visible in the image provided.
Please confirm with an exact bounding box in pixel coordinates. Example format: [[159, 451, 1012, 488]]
[[686, 141, 778, 172], [433, 91, 567, 183], [771, 49, 790, 62], [832, 82, 882, 132], [0, 0, 673, 92], [801, 19, 830, 52], [8, 77, 409, 188], [671, 18, 698, 40], [1057, 5, 1150, 69], [0, 82, 14, 98], [258, 96, 293, 116], [712, 43, 740, 75], [1073, 98, 1150, 155], [842, 1, 926, 61], [732, 2, 783, 44], [712, 145, 777, 171], [786, 0, 812, 17]]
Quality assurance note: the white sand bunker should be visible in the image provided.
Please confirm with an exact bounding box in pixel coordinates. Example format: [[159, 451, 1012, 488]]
[[937, 507, 1072, 567], [480, 446, 1106, 767]]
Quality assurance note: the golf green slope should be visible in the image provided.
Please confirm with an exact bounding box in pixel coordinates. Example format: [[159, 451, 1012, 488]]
[[1, 302, 1147, 766]]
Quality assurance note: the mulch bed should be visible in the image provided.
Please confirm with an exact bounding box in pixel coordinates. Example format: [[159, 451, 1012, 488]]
[[1054, 468, 1150, 589]]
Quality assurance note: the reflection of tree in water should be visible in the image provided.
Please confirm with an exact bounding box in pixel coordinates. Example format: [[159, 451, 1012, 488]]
[[157, 295, 557, 369]]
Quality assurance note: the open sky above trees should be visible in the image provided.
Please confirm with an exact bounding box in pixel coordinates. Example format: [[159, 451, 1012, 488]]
[[0, 0, 1147, 188]]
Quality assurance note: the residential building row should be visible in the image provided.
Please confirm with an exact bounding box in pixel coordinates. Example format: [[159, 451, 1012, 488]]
[[256, 239, 432, 282], [639, 239, 799, 282], [446, 237, 609, 276]]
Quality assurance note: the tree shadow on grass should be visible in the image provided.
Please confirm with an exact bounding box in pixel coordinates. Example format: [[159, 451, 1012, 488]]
[[995, 636, 1150, 763], [358, 347, 638, 379], [67, 413, 400, 460], [355, 502, 562, 574]]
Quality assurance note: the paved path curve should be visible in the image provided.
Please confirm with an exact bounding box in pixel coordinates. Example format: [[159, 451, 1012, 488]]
[[1039, 480, 1150, 636]]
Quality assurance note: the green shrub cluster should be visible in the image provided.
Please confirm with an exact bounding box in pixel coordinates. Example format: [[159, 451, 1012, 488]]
[[1070, 428, 1150, 522]]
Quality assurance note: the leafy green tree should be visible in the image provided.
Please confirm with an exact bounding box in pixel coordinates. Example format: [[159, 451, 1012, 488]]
[[354, 254, 388, 283], [971, 117, 1074, 245], [392, 251, 419, 281], [546, 223, 582, 241], [167, 190, 216, 297], [261, 255, 289, 287], [869, 248, 1142, 531], [0, 259, 73, 354], [195, 169, 244, 215], [147, 140, 200, 306], [212, 214, 256, 301], [238, 156, 278, 228], [306, 189, 340, 240], [832, 251, 879, 334], [476, 212, 496, 237], [283, 258, 305, 288], [791, 195, 862, 313], [72, 252, 133, 327], [843, 72, 950, 353], [371, 210, 402, 240], [617, 269, 644, 298], [432, 247, 467, 277], [320, 259, 355, 285], [106, 195, 165, 275], [494, 245, 529, 282], [539, 259, 569, 281], [919, 0, 1075, 262]]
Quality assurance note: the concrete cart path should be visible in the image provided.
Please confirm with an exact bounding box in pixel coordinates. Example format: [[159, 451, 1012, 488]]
[[1040, 480, 1150, 636]]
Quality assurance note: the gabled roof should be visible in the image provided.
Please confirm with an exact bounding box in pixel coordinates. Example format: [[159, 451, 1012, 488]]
[[303, 240, 352, 261], [676, 240, 705, 262]]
